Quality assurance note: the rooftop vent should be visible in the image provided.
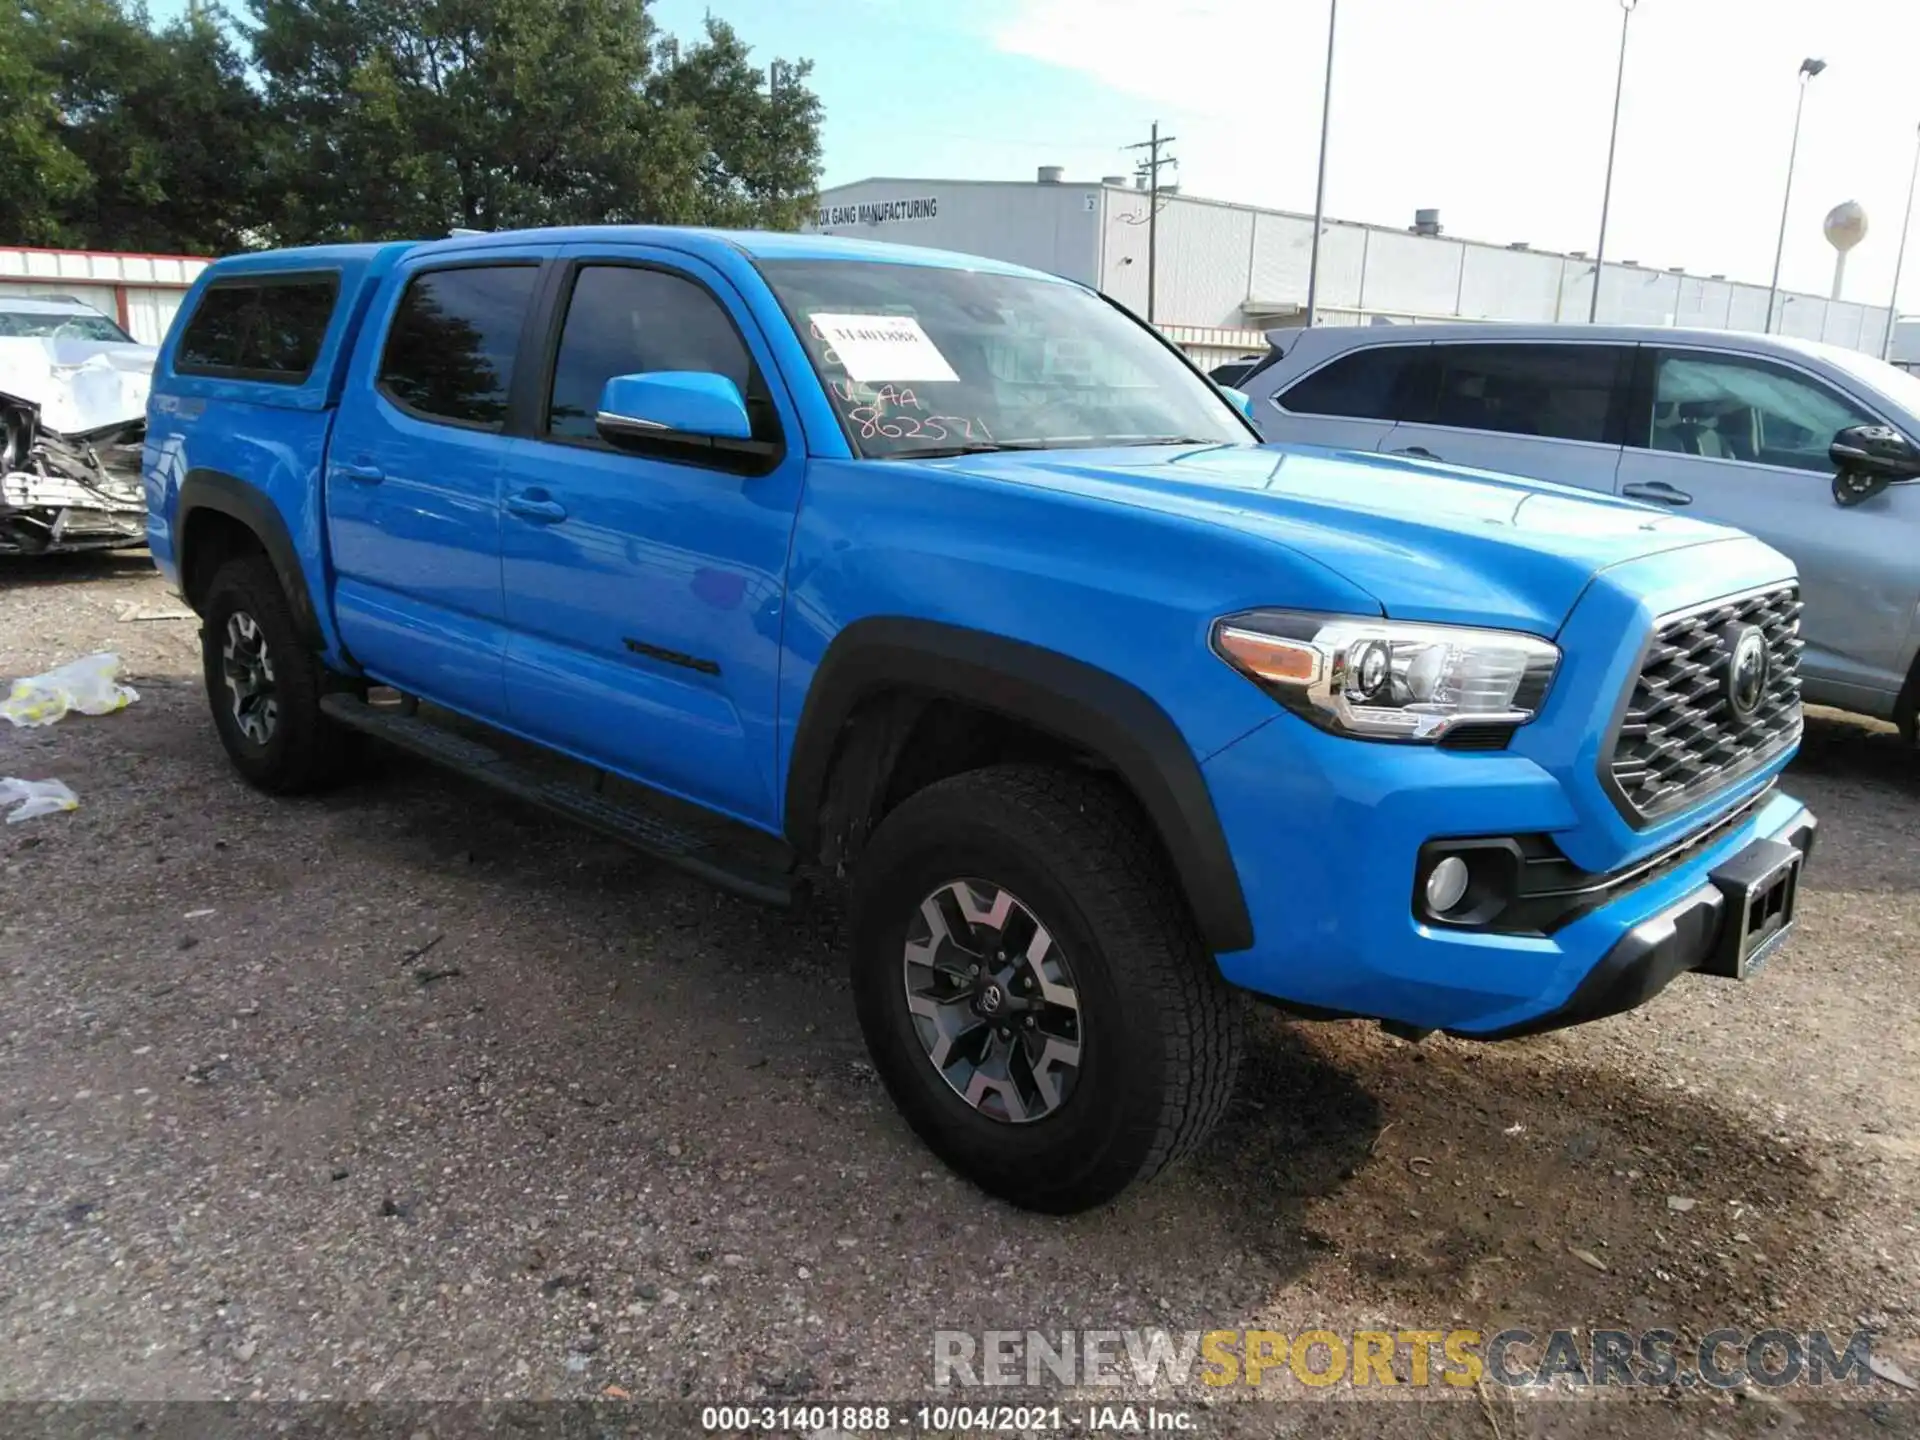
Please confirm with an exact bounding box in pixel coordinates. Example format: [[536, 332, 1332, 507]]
[[1037, 165, 1065, 184], [1507, 241, 1530, 250], [1412, 208, 1442, 236], [1101, 175, 1129, 187]]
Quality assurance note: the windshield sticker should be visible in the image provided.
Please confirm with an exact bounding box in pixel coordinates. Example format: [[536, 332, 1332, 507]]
[[808, 313, 959, 384]]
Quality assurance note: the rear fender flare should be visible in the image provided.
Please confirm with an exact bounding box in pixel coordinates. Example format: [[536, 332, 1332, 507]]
[[175, 468, 324, 651]]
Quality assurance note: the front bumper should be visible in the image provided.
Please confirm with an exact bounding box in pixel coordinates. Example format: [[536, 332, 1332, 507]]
[[1, 394, 146, 555], [1201, 707, 1814, 1038], [1469, 807, 1815, 1038]]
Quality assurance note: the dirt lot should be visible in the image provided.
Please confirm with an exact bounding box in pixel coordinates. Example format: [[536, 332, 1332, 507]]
[[2, 553, 1917, 1439]]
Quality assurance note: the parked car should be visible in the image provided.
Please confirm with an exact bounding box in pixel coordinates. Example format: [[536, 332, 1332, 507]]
[[146, 231, 1817, 1211], [0, 295, 153, 554], [1240, 323, 1920, 744]]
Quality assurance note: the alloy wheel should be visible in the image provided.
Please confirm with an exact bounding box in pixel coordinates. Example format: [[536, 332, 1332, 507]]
[[901, 879, 1083, 1123], [221, 610, 279, 746]]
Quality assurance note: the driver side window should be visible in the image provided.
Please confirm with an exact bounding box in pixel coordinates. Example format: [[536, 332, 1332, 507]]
[[1650, 352, 1872, 473], [544, 264, 777, 444]]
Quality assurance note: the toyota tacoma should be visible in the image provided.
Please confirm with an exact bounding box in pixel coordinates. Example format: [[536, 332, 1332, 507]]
[[144, 228, 1817, 1212]]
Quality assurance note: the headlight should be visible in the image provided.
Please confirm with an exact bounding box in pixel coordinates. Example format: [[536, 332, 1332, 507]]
[[1211, 609, 1560, 742]]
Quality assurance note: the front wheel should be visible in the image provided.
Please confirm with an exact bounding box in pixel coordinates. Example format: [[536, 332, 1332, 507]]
[[200, 555, 359, 793], [851, 764, 1242, 1212]]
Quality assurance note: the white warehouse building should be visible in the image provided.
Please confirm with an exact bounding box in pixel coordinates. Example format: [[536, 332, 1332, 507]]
[[808, 171, 1895, 370], [1, 247, 210, 345]]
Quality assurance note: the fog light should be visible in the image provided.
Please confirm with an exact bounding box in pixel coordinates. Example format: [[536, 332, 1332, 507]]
[[1425, 855, 1471, 915]]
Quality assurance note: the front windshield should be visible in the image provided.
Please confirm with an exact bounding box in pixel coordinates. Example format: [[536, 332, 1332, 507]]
[[0, 309, 135, 342], [759, 259, 1252, 457]]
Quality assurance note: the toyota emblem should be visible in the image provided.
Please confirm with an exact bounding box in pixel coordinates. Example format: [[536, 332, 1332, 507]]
[[1725, 627, 1770, 720]]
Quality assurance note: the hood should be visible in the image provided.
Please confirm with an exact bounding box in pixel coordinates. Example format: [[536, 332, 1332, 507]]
[[0, 338, 156, 436], [932, 441, 1744, 634]]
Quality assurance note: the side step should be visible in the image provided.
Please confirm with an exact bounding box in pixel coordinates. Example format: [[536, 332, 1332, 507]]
[[319, 694, 797, 907]]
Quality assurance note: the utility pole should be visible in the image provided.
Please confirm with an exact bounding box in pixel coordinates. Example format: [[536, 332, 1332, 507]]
[[1125, 121, 1178, 322], [1885, 122, 1920, 361], [1305, 0, 1338, 327], [1590, 0, 1639, 322]]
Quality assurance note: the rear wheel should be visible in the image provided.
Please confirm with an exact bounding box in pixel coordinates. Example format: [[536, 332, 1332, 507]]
[[851, 764, 1241, 1212], [200, 555, 358, 793]]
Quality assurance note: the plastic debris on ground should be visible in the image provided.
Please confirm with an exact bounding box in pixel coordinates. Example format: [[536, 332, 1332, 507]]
[[114, 601, 197, 623], [0, 777, 80, 823], [1, 652, 138, 727]]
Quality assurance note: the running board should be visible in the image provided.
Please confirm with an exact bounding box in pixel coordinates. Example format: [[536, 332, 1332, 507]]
[[319, 694, 797, 907]]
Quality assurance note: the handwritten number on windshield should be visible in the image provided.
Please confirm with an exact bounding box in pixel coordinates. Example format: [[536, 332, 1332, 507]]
[[808, 320, 843, 370], [820, 342, 992, 446]]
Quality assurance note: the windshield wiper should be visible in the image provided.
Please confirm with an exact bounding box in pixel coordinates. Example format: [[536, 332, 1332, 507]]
[[889, 439, 1060, 459], [1106, 435, 1231, 447]]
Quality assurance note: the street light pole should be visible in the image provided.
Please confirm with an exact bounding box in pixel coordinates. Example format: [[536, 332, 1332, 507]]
[[1766, 58, 1827, 334], [1884, 122, 1920, 361], [1304, 0, 1338, 327], [1589, 0, 1639, 323]]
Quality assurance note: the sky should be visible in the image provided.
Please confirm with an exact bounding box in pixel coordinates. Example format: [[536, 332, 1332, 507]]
[[650, 0, 1920, 308], [152, 0, 1920, 308]]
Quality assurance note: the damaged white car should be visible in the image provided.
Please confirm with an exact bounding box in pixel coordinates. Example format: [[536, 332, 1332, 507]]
[[1, 296, 152, 556]]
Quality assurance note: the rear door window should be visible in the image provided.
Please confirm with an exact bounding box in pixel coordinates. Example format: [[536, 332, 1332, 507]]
[[377, 265, 541, 429], [175, 275, 340, 383], [1277, 345, 1430, 420], [1424, 343, 1630, 443]]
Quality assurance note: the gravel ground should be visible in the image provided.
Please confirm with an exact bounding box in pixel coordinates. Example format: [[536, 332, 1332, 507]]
[[2, 553, 1917, 1439]]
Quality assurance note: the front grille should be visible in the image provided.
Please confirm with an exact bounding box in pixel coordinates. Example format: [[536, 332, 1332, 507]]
[[1604, 583, 1803, 825]]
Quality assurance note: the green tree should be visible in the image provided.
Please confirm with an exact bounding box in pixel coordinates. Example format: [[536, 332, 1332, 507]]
[[8, 0, 267, 253], [0, 5, 89, 245], [647, 18, 823, 232], [248, 0, 822, 243]]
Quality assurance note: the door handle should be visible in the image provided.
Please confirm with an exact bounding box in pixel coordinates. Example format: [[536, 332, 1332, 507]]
[[505, 491, 568, 524], [1621, 481, 1693, 506], [1391, 445, 1440, 461], [332, 461, 385, 484]]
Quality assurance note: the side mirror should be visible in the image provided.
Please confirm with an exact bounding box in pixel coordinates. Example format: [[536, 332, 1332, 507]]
[[1220, 385, 1256, 422], [1830, 423, 1920, 507], [596, 371, 753, 448]]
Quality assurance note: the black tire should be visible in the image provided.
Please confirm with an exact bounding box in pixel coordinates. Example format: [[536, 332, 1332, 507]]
[[851, 763, 1241, 1213], [200, 554, 358, 794], [1898, 663, 1920, 752]]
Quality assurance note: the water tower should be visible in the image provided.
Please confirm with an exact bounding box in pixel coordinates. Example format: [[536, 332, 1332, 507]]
[[1825, 200, 1869, 299]]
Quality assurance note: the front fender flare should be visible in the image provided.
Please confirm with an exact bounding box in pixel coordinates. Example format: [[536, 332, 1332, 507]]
[[785, 617, 1254, 954]]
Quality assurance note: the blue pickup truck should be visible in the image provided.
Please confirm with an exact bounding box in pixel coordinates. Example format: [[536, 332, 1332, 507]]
[[144, 227, 1816, 1212]]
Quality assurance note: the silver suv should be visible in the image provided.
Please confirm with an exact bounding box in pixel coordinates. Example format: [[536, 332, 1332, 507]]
[[1242, 323, 1920, 743]]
